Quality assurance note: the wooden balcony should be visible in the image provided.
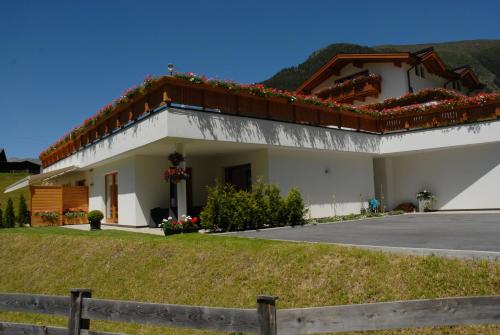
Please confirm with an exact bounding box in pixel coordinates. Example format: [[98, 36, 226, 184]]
[[315, 75, 382, 103], [39, 77, 379, 168]]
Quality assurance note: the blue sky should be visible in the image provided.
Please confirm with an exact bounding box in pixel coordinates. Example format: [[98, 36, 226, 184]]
[[2, 0, 500, 158]]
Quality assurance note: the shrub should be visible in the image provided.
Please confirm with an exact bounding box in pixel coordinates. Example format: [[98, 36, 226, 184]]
[[264, 183, 286, 227], [200, 180, 306, 232], [285, 188, 306, 226], [3, 198, 15, 228], [17, 195, 29, 227], [88, 210, 104, 224]]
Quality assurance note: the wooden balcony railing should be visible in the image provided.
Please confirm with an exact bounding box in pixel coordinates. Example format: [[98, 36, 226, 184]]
[[379, 103, 500, 133], [39, 76, 500, 168], [315, 75, 382, 103], [40, 77, 379, 168]]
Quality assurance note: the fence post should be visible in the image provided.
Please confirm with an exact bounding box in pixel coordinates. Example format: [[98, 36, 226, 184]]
[[257, 295, 278, 335], [68, 288, 92, 335]]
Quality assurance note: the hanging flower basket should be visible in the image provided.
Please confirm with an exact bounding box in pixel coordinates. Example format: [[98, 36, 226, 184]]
[[164, 167, 189, 183], [168, 152, 184, 166]]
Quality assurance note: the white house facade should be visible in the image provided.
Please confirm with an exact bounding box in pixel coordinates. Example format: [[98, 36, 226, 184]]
[[6, 49, 500, 227]]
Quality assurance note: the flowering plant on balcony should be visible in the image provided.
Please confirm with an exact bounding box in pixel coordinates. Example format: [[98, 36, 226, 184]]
[[39, 74, 161, 159], [374, 93, 500, 117], [160, 215, 199, 235], [164, 167, 189, 183], [362, 88, 465, 111], [315, 73, 382, 98]]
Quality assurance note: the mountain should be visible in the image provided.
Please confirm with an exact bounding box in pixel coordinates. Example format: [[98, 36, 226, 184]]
[[261, 40, 500, 92]]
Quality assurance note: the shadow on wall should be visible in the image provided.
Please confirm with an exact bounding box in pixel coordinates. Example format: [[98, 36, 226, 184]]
[[391, 142, 500, 209], [174, 108, 380, 153]]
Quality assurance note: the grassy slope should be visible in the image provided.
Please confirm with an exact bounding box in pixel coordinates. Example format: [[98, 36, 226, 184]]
[[0, 228, 498, 334], [262, 40, 500, 92], [0, 172, 29, 215]]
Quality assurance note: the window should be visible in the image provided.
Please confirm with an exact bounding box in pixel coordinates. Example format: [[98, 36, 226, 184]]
[[224, 164, 252, 191]]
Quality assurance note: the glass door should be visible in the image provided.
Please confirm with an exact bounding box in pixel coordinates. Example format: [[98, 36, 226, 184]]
[[105, 173, 118, 223]]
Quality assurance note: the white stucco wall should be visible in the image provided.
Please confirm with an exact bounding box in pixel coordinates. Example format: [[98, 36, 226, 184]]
[[407, 64, 447, 93], [379, 143, 500, 210], [87, 156, 137, 226], [268, 148, 374, 217], [134, 156, 170, 226]]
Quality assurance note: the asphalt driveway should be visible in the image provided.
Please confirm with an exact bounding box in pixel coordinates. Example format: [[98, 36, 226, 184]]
[[228, 213, 500, 258]]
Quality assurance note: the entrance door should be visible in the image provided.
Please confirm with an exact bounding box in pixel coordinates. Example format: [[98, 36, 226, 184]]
[[105, 173, 118, 223], [224, 164, 252, 191]]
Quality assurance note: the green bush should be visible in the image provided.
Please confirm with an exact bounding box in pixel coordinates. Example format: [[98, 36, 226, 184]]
[[17, 195, 29, 227], [3, 198, 15, 228], [264, 183, 286, 227], [285, 187, 306, 226], [200, 180, 306, 232], [87, 210, 104, 224]]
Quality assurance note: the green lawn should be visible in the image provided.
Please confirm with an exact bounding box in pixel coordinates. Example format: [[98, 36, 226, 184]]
[[0, 227, 498, 334], [0, 172, 29, 216]]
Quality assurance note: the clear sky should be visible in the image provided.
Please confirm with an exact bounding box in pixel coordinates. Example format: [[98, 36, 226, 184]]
[[2, 0, 500, 158]]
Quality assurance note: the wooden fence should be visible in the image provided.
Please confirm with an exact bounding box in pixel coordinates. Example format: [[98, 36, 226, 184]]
[[30, 186, 89, 226], [0, 289, 499, 334]]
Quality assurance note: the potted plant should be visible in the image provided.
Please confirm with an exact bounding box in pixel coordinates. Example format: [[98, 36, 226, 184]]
[[416, 190, 437, 212], [160, 215, 199, 235], [163, 167, 189, 184], [160, 216, 183, 235], [88, 210, 104, 230], [168, 152, 184, 166]]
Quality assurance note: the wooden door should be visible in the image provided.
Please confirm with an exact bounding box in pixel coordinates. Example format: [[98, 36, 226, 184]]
[[105, 173, 118, 223]]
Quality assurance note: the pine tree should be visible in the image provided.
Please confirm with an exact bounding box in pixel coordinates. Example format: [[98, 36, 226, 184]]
[[4, 198, 15, 228], [17, 195, 29, 227]]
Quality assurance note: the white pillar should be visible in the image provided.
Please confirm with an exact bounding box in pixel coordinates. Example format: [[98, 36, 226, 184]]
[[175, 143, 187, 218]]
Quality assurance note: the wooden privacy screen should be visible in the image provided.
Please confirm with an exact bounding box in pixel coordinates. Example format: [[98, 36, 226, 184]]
[[30, 186, 89, 227]]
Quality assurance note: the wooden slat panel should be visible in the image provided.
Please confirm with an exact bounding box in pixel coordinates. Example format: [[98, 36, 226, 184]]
[[81, 298, 258, 334], [0, 322, 67, 335], [30, 186, 63, 227], [277, 296, 500, 334], [0, 293, 69, 316], [0, 322, 126, 335]]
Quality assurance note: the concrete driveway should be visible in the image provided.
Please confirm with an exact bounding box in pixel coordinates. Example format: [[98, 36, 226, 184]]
[[227, 213, 500, 260]]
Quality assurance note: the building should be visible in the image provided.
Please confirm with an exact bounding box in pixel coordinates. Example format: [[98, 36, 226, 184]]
[[0, 148, 40, 174], [4, 50, 500, 227], [297, 48, 483, 105]]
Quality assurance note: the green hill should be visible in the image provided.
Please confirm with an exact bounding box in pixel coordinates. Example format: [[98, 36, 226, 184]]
[[0, 172, 29, 216], [0, 228, 499, 334], [262, 40, 500, 92]]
